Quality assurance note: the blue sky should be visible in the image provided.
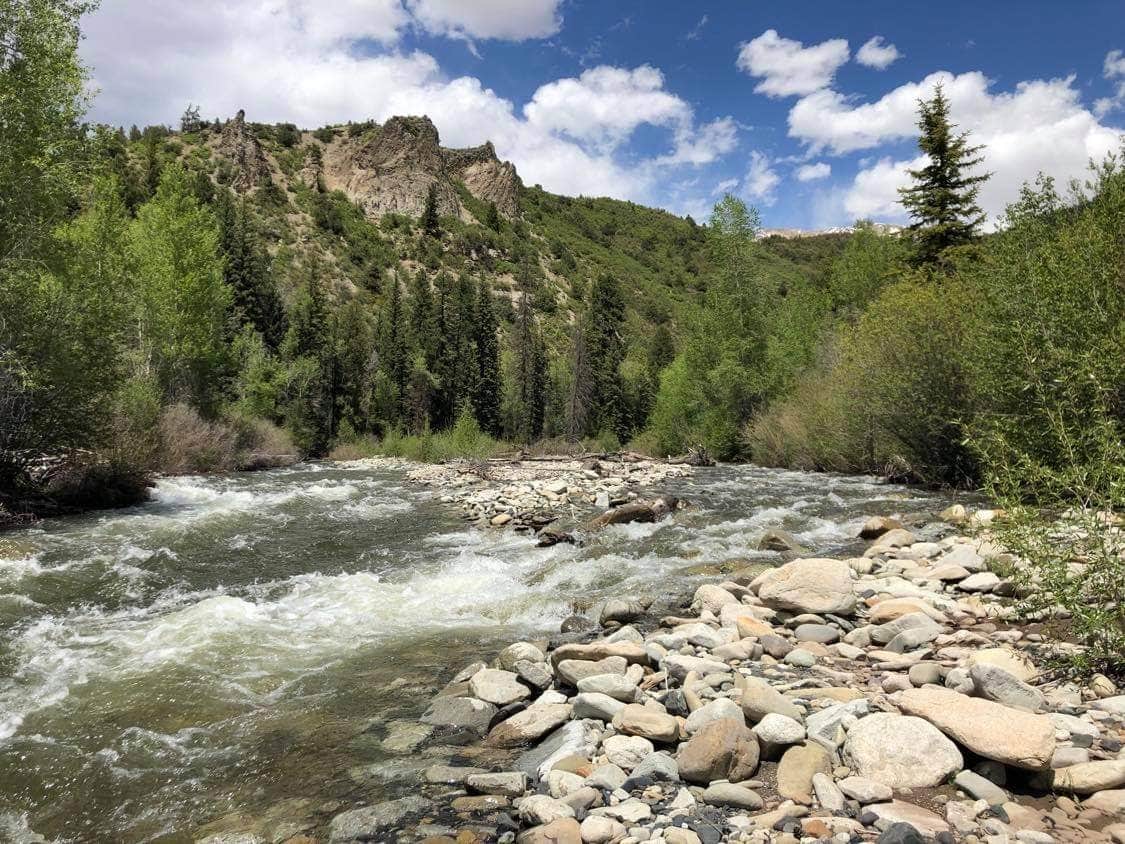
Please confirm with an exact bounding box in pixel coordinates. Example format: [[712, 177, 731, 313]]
[[83, 0, 1125, 229]]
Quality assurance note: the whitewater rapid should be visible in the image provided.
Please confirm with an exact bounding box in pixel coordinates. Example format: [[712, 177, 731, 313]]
[[0, 462, 955, 841]]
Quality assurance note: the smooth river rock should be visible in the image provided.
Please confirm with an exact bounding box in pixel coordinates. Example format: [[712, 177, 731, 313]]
[[469, 668, 531, 706], [485, 703, 573, 748], [677, 718, 760, 784], [755, 558, 857, 615], [897, 687, 1055, 769], [843, 712, 963, 788], [612, 704, 679, 743], [776, 742, 832, 804], [1053, 759, 1125, 794]]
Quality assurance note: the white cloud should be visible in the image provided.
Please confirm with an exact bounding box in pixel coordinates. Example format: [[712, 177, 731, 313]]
[[744, 152, 781, 205], [663, 117, 739, 166], [809, 72, 1125, 225], [1095, 49, 1125, 117], [524, 65, 691, 150], [855, 36, 901, 70], [736, 29, 850, 98], [406, 0, 562, 41], [795, 161, 831, 181]]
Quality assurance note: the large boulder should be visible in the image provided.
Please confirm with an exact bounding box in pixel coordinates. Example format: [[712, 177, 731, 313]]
[[677, 718, 760, 784], [842, 713, 963, 788], [420, 696, 497, 737], [485, 703, 573, 748], [897, 687, 1055, 769], [469, 668, 531, 706], [755, 558, 856, 615]]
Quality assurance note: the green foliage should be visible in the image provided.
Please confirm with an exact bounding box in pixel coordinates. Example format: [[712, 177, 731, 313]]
[[899, 83, 990, 264], [828, 221, 909, 314], [421, 183, 441, 238], [130, 164, 232, 411]]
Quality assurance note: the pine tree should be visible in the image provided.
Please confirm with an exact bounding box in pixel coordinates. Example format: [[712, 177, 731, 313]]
[[141, 130, 162, 201], [421, 182, 440, 238], [472, 275, 502, 435], [409, 269, 436, 364], [216, 190, 286, 348], [582, 273, 627, 439], [898, 83, 990, 265], [377, 272, 410, 419], [331, 300, 374, 435], [280, 265, 334, 453], [513, 287, 547, 442], [484, 200, 502, 232]]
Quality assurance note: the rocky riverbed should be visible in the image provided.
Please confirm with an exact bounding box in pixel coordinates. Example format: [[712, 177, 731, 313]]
[[403, 455, 692, 534], [317, 508, 1125, 844]]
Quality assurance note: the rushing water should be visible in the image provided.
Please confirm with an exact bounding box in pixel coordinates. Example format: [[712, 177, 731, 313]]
[[0, 462, 958, 842]]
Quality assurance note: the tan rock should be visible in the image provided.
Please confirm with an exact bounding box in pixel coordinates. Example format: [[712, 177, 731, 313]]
[[736, 616, 775, 638], [677, 718, 760, 784], [756, 558, 856, 615], [485, 703, 573, 748], [897, 687, 1054, 769], [843, 713, 963, 788], [966, 647, 1037, 681], [516, 817, 582, 844], [1085, 789, 1125, 816], [867, 800, 950, 836], [782, 687, 864, 702], [776, 742, 832, 804], [1054, 760, 1125, 794], [551, 642, 649, 667], [611, 704, 679, 743], [859, 516, 904, 539], [868, 597, 947, 622]]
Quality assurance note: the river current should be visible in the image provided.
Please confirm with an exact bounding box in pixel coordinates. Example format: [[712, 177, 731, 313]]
[[0, 462, 958, 842]]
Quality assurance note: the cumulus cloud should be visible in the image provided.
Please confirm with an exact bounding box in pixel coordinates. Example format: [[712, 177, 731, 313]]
[[855, 36, 901, 70], [744, 152, 781, 204], [79, 2, 736, 208], [795, 162, 831, 182], [736, 29, 850, 97], [524, 65, 691, 150], [803, 72, 1125, 224], [1095, 49, 1125, 117], [406, 0, 562, 41]]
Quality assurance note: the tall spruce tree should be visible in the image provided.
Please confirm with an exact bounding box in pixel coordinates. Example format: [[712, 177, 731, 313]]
[[420, 182, 440, 238], [513, 287, 547, 442], [378, 271, 410, 419], [216, 190, 286, 348], [280, 265, 334, 453], [582, 273, 627, 439], [472, 275, 502, 435], [898, 84, 990, 265]]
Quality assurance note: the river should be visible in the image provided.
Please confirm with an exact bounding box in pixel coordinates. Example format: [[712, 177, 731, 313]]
[[0, 461, 958, 842]]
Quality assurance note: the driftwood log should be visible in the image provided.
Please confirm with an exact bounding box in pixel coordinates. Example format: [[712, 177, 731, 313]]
[[587, 495, 681, 530]]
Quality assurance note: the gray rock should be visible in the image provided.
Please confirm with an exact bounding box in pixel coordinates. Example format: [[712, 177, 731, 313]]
[[752, 713, 806, 754], [469, 668, 530, 706], [842, 713, 963, 788], [586, 763, 628, 790], [423, 765, 487, 784], [603, 734, 655, 770], [572, 692, 626, 721], [756, 558, 857, 615], [599, 598, 646, 626], [758, 635, 794, 659], [812, 771, 845, 811], [701, 782, 763, 810], [328, 796, 431, 843], [805, 698, 869, 753], [517, 720, 592, 778], [557, 656, 627, 686], [420, 696, 497, 737], [630, 751, 680, 783], [794, 623, 839, 644], [576, 673, 637, 702], [838, 775, 893, 803], [871, 612, 941, 646], [784, 648, 817, 668], [886, 625, 941, 653], [518, 794, 575, 825], [958, 572, 1001, 593], [466, 771, 528, 796], [758, 528, 808, 554], [953, 769, 1007, 806], [908, 663, 943, 686], [969, 663, 1045, 712], [498, 641, 545, 670], [513, 659, 553, 690]]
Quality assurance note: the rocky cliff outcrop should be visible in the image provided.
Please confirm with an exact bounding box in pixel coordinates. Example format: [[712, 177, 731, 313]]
[[217, 110, 271, 193], [321, 116, 521, 221]]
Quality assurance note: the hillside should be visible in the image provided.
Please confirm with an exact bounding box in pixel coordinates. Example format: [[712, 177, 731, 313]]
[[118, 111, 846, 356]]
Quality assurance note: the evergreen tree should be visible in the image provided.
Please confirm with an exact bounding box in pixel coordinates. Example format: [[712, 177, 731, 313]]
[[484, 200, 502, 232], [472, 275, 502, 435], [331, 300, 374, 435], [376, 271, 409, 420], [215, 190, 286, 348], [141, 129, 162, 200], [180, 103, 203, 134], [280, 266, 333, 453], [513, 287, 547, 442], [898, 84, 990, 265], [420, 182, 440, 238], [581, 273, 627, 439], [409, 269, 436, 366]]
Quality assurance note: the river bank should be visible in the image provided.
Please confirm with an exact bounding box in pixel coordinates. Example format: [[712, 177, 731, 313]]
[[305, 504, 1125, 844]]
